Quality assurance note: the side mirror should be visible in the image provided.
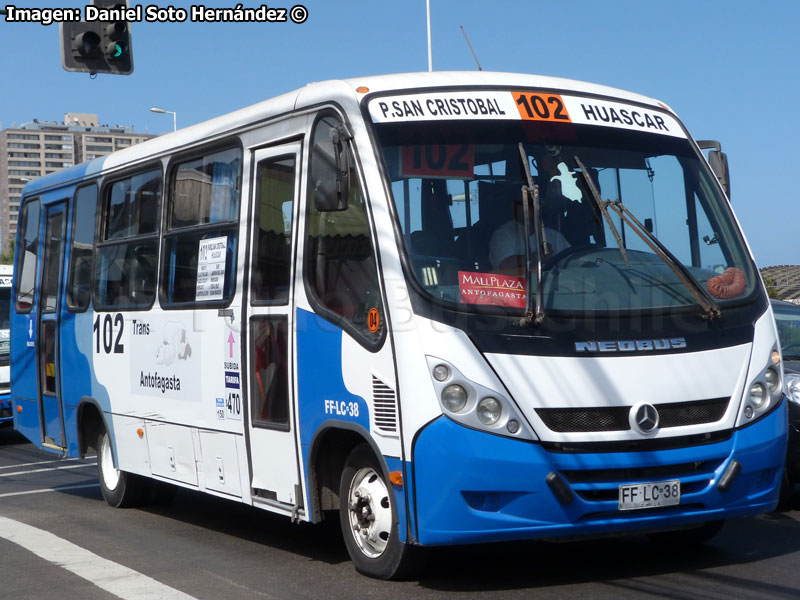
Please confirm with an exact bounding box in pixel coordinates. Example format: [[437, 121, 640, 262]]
[[313, 123, 353, 212], [697, 140, 731, 199]]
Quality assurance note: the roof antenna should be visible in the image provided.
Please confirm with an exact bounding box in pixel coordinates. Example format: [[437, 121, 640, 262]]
[[460, 25, 482, 71]]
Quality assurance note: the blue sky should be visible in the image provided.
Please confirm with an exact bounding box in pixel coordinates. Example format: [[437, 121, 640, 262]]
[[1, 0, 798, 267]]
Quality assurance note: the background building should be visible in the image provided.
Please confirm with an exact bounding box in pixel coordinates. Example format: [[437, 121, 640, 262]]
[[0, 114, 155, 254]]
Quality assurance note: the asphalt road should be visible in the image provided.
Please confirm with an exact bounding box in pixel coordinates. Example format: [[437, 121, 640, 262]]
[[2, 425, 800, 600]]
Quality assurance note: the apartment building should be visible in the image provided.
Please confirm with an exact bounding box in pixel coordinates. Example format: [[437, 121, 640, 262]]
[[0, 113, 155, 253]]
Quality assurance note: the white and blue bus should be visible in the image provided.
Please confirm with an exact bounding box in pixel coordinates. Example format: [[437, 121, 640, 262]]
[[0, 264, 12, 424], [10, 72, 787, 578]]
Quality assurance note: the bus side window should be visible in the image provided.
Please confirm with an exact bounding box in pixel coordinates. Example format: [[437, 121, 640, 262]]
[[95, 169, 161, 309], [67, 184, 98, 311], [15, 198, 40, 312], [305, 115, 384, 345], [161, 147, 242, 306], [252, 156, 295, 304]]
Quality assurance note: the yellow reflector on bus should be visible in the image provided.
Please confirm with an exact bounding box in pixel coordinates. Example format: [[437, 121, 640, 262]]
[[356, 86, 369, 94], [389, 471, 403, 486]]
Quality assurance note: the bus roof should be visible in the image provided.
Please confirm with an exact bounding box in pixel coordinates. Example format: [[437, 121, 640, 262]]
[[21, 71, 671, 198], [335, 71, 665, 107]]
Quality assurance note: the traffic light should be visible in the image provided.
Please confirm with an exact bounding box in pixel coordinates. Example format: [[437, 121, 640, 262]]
[[60, 2, 133, 75]]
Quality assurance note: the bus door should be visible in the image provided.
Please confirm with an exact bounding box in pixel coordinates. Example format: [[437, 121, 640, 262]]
[[246, 143, 302, 507], [37, 201, 68, 450]]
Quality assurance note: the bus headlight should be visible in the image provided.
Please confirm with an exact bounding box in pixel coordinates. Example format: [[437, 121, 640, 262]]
[[738, 347, 783, 426], [785, 373, 800, 405], [477, 397, 503, 425], [749, 383, 767, 409], [432, 364, 450, 382], [442, 384, 468, 413], [426, 356, 536, 440], [765, 368, 781, 395]]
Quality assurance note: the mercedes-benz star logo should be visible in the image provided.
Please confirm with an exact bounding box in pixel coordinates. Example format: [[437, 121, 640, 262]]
[[631, 403, 660, 434]]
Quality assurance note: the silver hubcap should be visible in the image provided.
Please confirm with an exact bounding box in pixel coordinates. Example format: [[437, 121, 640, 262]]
[[347, 467, 392, 558], [99, 432, 120, 491]]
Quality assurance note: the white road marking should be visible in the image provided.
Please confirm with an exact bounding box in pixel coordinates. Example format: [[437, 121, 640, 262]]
[[0, 459, 73, 470], [0, 483, 100, 498], [0, 457, 94, 470], [0, 516, 198, 599], [0, 463, 97, 478]]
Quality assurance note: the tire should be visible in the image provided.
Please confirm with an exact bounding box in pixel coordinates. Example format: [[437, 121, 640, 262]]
[[97, 430, 146, 508], [339, 444, 415, 579], [648, 520, 724, 547]]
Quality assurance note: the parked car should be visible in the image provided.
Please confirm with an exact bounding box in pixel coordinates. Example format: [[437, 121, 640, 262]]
[[772, 299, 800, 496]]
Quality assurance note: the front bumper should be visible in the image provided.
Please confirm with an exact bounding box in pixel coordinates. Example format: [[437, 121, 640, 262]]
[[412, 399, 787, 546]]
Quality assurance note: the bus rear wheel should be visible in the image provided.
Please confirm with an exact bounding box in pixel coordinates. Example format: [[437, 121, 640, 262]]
[[97, 430, 146, 508], [338, 444, 414, 579]]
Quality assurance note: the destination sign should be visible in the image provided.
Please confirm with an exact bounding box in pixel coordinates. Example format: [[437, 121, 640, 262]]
[[368, 91, 685, 138]]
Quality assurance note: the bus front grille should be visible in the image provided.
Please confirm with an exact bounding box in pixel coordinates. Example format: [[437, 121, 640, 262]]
[[536, 406, 630, 432], [536, 397, 729, 433]]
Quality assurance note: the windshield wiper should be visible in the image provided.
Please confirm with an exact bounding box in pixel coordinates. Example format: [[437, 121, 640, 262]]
[[574, 155, 721, 321], [518, 143, 545, 326], [574, 156, 629, 267]]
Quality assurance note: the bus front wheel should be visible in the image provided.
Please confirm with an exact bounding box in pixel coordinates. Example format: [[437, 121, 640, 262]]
[[338, 444, 414, 579], [97, 430, 145, 508]]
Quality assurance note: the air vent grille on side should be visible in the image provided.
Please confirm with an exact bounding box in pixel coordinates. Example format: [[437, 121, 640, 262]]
[[372, 375, 398, 433]]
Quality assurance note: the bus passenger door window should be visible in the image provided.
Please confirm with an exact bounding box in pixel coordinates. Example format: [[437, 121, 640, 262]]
[[251, 317, 289, 426], [39, 322, 57, 394], [252, 156, 294, 304]]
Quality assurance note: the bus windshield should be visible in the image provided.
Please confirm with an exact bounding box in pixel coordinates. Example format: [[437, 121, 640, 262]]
[[373, 115, 757, 316]]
